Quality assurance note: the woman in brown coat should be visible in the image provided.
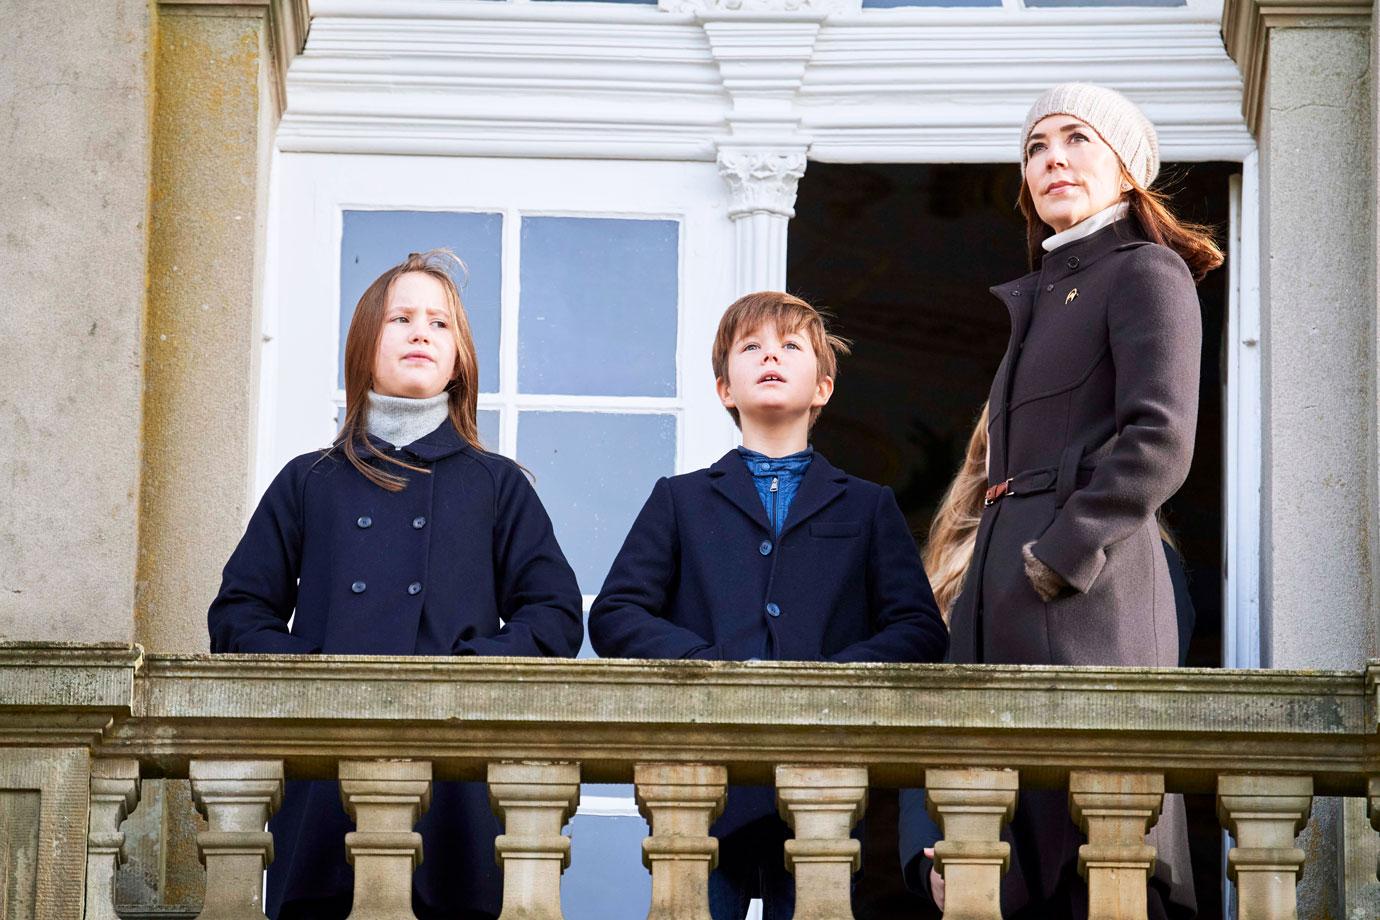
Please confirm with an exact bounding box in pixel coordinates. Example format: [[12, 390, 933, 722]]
[[942, 84, 1223, 918]]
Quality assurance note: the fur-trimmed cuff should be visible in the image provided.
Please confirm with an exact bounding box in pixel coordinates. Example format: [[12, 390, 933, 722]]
[[1023, 542, 1067, 602]]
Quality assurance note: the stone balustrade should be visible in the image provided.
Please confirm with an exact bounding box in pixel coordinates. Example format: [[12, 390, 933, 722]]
[[0, 644, 1377, 919]]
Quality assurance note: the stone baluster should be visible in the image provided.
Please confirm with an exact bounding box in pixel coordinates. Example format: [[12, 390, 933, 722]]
[[924, 767, 1019, 920], [1069, 771, 1163, 920], [188, 760, 284, 920], [775, 765, 867, 920], [488, 761, 581, 920], [1370, 777, 1380, 881], [85, 759, 140, 920], [634, 763, 727, 920], [1217, 775, 1312, 920], [339, 760, 433, 920]]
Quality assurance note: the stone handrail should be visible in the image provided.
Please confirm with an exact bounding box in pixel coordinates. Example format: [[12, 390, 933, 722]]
[[1, 643, 1378, 919]]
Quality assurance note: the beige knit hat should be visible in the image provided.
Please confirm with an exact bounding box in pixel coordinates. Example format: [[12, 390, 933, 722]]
[[1021, 83, 1160, 188]]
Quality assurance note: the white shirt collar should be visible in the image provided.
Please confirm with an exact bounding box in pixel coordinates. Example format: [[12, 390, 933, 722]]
[[1042, 201, 1131, 253]]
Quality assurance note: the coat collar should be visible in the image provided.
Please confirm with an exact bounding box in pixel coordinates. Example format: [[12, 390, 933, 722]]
[[358, 419, 471, 463], [990, 217, 1148, 299], [706, 449, 848, 535]]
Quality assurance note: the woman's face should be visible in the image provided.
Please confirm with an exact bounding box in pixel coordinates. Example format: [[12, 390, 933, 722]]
[[1024, 116, 1126, 233]]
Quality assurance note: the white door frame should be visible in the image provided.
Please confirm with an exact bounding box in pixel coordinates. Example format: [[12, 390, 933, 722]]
[[264, 0, 1263, 668]]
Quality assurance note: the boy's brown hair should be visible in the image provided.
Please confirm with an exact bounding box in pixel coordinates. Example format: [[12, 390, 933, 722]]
[[711, 291, 850, 428]]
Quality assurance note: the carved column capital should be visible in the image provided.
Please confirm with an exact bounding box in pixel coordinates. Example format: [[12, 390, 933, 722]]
[[776, 765, 867, 918], [717, 149, 808, 220], [190, 760, 284, 920]]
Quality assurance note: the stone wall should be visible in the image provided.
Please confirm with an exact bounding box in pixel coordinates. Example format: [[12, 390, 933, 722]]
[[0, 0, 152, 644]]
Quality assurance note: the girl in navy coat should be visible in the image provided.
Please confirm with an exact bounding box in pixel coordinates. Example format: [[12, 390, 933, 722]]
[[208, 250, 583, 920]]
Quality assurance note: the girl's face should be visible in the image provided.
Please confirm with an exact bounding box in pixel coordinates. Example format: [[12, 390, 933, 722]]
[[372, 271, 459, 399], [1024, 116, 1126, 233]]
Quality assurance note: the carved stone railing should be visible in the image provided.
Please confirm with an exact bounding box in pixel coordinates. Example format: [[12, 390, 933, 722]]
[[1, 643, 1377, 919]]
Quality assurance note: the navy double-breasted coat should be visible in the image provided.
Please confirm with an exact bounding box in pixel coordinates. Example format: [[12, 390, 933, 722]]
[[208, 422, 583, 917], [589, 450, 948, 836]]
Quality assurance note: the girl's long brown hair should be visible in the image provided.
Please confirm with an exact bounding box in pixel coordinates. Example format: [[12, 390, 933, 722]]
[[336, 249, 481, 492], [923, 403, 990, 622], [1018, 170, 1225, 283]]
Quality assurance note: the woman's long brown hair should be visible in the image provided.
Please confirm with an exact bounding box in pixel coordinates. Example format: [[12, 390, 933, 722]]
[[1018, 170, 1225, 283], [336, 249, 482, 492], [923, 403, 990, 623]]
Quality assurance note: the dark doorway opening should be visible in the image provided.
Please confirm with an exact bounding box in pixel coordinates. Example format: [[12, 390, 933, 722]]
[[788, 161, 1236, 920]]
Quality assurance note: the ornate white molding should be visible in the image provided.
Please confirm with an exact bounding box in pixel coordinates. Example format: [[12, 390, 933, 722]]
[[278, 2, 1254, 162], [1220, 0, 1373, 134], [660, 0, 859, 17], [717, 149, 807, 218]]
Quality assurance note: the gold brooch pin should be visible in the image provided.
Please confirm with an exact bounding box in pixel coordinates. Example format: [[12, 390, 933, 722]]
[[1065, 288, 1079, 305]]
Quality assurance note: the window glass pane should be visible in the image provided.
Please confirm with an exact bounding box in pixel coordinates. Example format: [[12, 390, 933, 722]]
[[477, 409, 500, 453], [519, 217, 678, 397], [340, 210, 502, 393], [561, 814, 650, 918], [518, 411, 676, 594]]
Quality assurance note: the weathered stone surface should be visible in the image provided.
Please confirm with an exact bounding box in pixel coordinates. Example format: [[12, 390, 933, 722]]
[[340, 760, 432, 920], [139, 6, 277, 656], [488, 761, 581, 920], [104, 656, 1378, 792], [86, 760, 140, 920], [924, 768, 1018, 920], [1069, 771, 1162, 920], [635, 763, 726, 920], [777, 765, 867, 920], [0, 0, 150, 645], [1219, 774, 1312, 920], [0, 747, 93, 920], [190, 760, 282, 920]]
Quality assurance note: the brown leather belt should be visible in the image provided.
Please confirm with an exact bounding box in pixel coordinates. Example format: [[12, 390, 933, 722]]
[[983, 467, 1059, 507]]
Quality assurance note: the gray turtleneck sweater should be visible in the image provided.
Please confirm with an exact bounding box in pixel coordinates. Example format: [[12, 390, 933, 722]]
[[366, 390, 450, 448]]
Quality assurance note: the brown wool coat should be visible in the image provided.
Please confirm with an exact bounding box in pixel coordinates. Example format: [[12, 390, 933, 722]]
[[948, 218, 1202, 917]]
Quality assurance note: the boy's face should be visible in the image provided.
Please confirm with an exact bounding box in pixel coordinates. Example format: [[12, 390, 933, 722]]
[[372, 271, 459, 399], [717, 322, 834, 426]]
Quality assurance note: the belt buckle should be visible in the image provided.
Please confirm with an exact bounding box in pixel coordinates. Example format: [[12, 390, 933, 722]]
[[984, 478, 1014, 507]]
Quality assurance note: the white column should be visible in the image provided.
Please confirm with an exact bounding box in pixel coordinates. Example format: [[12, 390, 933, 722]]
[[718, 149, 807, 295]]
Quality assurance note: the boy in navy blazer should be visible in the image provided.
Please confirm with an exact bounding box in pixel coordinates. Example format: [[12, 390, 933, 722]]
[[590, 291, 948, 920]]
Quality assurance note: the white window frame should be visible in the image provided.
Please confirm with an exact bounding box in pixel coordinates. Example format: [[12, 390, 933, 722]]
[[266, 154, 740, 483]]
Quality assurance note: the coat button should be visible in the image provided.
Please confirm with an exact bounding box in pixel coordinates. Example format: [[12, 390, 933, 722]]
[[351, 581, 366, 594], [412, 516, 427, 529], [1066, 256, 1080, 269], [357, 516, 372, 528], [759, 540, 772, 556], [407, 582, 422, 596], [1011, 290, 1021, 296], [765, 602, 781, 617], [1046, 283, 1054, 291]]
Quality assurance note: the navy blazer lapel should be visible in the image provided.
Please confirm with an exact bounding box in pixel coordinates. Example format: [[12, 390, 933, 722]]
[[779, 453, 848, 538], [708, 451, 772, 532]]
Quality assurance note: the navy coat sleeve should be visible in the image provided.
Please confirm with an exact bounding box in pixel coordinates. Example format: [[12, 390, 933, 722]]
[[453, 463, 583, 658], [208, 458, 320, 655], [588, 478, 716, 660], [828, 486, 948, 664]]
